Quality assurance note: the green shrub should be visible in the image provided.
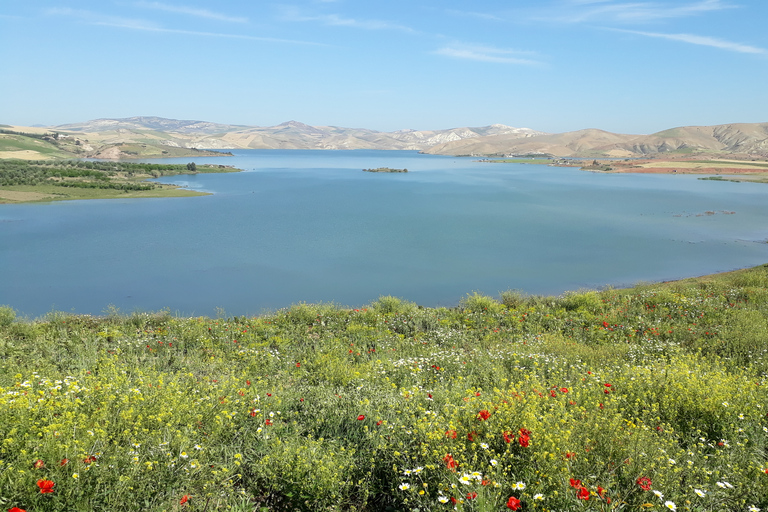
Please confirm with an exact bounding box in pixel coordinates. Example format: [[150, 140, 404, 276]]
[[0, 305, 15, 326]]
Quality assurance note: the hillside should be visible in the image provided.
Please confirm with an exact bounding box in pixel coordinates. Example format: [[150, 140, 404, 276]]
[[3, 117, 768, 160], [423, 122, 768, 158], [423, 128, 638, 157]]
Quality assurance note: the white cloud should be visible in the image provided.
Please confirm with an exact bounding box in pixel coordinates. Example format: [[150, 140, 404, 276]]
[[134, 2, 248, 23], [445, 9, 504, 22], [615, 29, 768, 54], [435, 44, 541, 65], [45, 8, 324, 46], [549, 0, 733, 23], [281, 7, 416, 33], [46, 8, 161, 31]]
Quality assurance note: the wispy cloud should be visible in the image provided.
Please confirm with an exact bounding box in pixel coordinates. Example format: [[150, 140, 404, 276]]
[[134, 2, 248, 23], [614, 28, 768, 54], [46, 8, 161, 31], [282, 7, 416, 33], [435, 44, 541, 65], [547, 0, 733, 23], [446, 9, 504, 22], [46, 8, 325, 46]]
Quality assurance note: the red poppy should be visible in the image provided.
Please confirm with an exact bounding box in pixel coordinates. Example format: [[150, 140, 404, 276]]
[[604, 389, 610, 394], [357, 415, 365, 421], [8, 507, 27, 512], [467, 431, 477, 442], [37, 479, 55, 494], [466, 492, 477, 500], [604, 383, 612, 387], [576, 486, 590, 500], [478, 410, 491, 421], [443, 454, 458, 470], [518, 434, 530, 447], [503, 431, 514, 443], [376, 420, 383, 426], [180, 495, 190, 505], [636, 476, 652, 491], [597, 486, 607, 498], [265, 419, 273, 426], [569, 478, 582, 488], [33, 459, 45, 469], [565, 451, 576, 459], [59, 458, 69, 466], [519, 428, 531, 436], [506, 496, 522, 510], [83, 455, 96, 464], [560, 387, 568, 393], [446, 430, 457, 439], [296, 363, 300, 367], [450, 497, 458, 504], [550, 389, 557, 397]]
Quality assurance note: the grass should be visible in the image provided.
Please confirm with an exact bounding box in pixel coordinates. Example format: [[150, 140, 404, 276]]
[[1, 266, 768, 511], [0, 135, 71, 159], [0, 160, 241, 203], [689, 160, 768, 169], [0, 132, 232, 162]]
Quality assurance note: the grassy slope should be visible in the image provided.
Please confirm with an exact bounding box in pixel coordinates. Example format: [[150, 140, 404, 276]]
[[1, 265, 767, 511], [0, 132, 231, 161], [0, 134, 72, 159]]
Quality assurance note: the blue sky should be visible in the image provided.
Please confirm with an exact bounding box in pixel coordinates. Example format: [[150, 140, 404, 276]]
[[1, 0, 766, 134]]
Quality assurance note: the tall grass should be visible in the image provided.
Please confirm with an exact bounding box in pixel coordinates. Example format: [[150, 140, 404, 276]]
[[1, 266, 768, 511]]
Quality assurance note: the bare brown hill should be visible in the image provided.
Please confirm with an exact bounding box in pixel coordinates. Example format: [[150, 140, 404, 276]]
[[603, 123, 768, 156], [48, 117, 545, 152], [423, 122, 768, 158], [422, 129, 637, 157]]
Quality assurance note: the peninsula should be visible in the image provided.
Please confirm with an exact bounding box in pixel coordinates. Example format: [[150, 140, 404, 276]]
[[0, 160, 241, 204]]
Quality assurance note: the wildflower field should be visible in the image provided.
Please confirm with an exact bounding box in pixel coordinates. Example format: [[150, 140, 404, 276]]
[[2, 266, 768, 512]]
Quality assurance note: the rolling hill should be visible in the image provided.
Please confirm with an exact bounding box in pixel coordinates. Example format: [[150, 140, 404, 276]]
[[2, 117, 767, 160], [422, 122, 768, 158]]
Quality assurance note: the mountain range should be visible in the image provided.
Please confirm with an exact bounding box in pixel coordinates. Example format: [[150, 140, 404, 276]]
[[422, 123, 768, 158], [6, 117, 768, 159], [52, 117, 546, 153]]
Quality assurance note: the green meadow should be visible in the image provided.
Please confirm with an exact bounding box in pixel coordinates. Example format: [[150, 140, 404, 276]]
[[1, 265, 768, 511]]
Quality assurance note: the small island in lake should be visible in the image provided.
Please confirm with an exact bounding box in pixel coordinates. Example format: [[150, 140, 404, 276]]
[[362, 167, 408, 173]]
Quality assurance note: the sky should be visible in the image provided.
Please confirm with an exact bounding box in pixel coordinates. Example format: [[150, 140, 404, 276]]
[[1, 0, 767, 134]]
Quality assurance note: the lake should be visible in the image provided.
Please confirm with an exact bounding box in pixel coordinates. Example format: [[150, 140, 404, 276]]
[[2, 149, 767, 318]]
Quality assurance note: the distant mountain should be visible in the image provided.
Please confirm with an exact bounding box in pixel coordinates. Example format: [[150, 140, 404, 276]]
[[5, 117, 767, 159], [50, 117, 546, 152], [422, 123, 768, 158], [603, 123, 768, 156], [55, 116, 249, 135]]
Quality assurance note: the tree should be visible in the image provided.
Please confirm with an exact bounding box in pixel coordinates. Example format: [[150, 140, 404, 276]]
[[186, 162, 197, 172]]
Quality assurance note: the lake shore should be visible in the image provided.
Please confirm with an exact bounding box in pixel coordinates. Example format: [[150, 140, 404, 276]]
[[585, 156, 768, 182], [0, 163, 243, 204]]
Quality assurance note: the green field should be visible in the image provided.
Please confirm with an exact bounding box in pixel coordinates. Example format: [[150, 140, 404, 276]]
[[1, 265, 767, 511], [0, 134, 72, 159], [0, 160, 240, 203]]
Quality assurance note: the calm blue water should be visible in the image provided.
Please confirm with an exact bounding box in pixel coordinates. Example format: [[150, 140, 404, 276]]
[[2, 150, 767, 318]]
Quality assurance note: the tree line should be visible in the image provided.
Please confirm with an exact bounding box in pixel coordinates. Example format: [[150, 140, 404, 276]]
[[0, 160, 200, 189]]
